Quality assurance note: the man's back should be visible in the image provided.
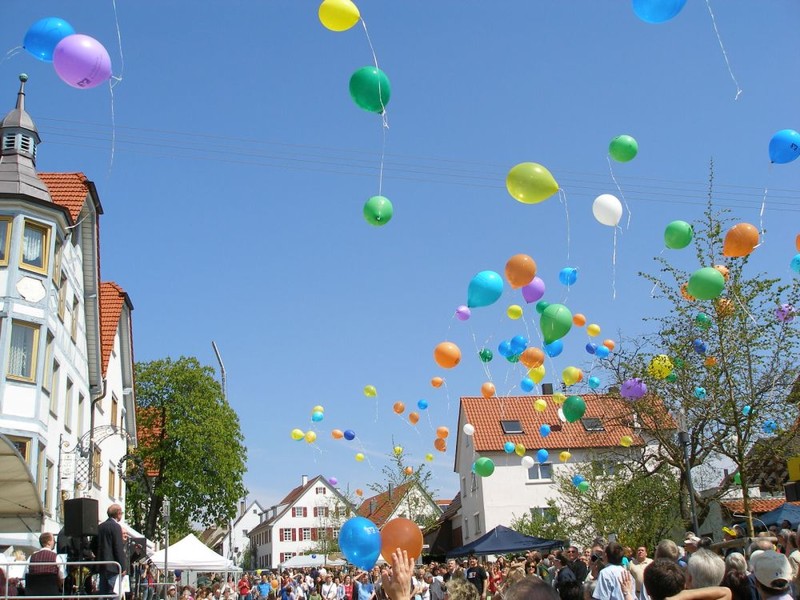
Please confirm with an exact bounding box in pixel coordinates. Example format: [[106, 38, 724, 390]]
[[96, 518, 125, 573], [593, 564, 627, 600]]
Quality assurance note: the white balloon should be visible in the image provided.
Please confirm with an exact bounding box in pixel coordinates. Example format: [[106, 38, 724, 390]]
[[521, 455, 535, 469], [557, 407, 566, 423], [463, 423, 475, 436], [592, 193, 623, 227]]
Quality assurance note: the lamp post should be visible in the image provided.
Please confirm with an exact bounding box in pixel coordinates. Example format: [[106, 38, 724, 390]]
[[162, 497, 171, 594]]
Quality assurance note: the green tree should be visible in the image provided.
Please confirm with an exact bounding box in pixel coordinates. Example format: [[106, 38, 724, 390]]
[[607, 170, 800, 534], [509, 500, 570, 543], [125, 357, 248, 540]]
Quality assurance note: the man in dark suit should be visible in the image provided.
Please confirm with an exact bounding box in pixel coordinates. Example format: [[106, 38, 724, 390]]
[[96, 503, 127, 597]]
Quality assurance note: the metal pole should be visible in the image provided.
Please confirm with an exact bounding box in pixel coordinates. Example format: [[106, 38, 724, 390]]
[[162, 497, 170, 597], [679, 430, 700, 533], [212, 342, 235, 566]]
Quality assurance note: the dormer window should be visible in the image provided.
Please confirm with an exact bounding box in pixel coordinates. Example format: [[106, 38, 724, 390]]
[[581, 417, 605, 432], [501, 420, 524, 434], [2, 132, 36, 158]]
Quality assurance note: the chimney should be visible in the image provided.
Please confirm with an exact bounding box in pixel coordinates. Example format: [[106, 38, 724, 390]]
[[370, 499, 377, 514], [388, 484, 393, 499], [239, 500, 246, 517], [302, 474, 308, 486], [542, 383, 554, 395]]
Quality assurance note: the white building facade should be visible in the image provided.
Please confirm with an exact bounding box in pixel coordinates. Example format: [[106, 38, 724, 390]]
[[222, 500, 265, 568]]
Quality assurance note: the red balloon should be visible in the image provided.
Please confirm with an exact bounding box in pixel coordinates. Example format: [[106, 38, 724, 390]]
[[380, 517, 423, 562]]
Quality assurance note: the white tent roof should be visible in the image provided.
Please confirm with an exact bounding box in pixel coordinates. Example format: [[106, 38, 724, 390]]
[[0, 435, 43, 533], [281, 555, 346, 569], [149, 533, 240, 571]]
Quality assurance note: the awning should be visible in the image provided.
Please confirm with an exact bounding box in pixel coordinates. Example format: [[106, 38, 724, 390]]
[[0, 434, 43, 533], [446, 525, 564, 557]]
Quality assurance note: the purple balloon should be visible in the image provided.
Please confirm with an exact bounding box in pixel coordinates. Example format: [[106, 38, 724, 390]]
[[455, 305, 471, 321], [53, 34, 111, 89], [620, 378, 647, 400], [776, 303, 796, 323], [521, 276, 546, 304], [329, 477, 338, 486]]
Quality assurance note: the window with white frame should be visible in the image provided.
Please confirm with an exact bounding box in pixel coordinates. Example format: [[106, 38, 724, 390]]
[[64, 378, 74, 431], [20, 220, 49, 274], [474, 513, 481, 535], [470, 473, 477, 492], [57, 275, 67, 321], [527, 462, 553, 480], [70, 297, 79, 341], [42, 331, 54, 392], [51, 237, 62, 283], [7, 321, 39, 382], [302, 528, 311, 541], [332, 527, 339, 539], [292, 507, 304, 518], [50, 361, 60, 414], [281, 528, 292, 542], [530, 506, 558, 522], [315, 486, 326, 495], [318, 528, 327, 540], [77, 393, 85, 437]]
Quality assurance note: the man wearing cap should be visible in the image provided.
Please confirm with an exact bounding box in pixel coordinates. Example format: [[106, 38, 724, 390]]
[[168, 585, 179, 599], [752, 550, 793, 600], [680, 535, 701, 568]]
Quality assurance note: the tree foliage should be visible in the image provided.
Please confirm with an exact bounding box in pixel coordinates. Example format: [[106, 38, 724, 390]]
[[606, 169, 800, 533], [125, 357, 248, 540]]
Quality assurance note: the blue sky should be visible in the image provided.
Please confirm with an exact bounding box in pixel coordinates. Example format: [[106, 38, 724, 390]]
[[4, 1, 800, 508]]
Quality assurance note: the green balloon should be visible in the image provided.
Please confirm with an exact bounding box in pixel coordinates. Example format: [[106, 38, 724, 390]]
[[349, 66, 391, 113], [577, 480, 590, 492], [479, 348, 493, 363], [664, 220, 693, 249], [563, 395, 586, 423], [695, 312, 712, 328], [363, 195, 393, 226], [687, 267, 726, 300], [665, 372, 678, 383], [474, 457, 495, 477], [506, 353, 520, 364], [608, 135, 638, 162], [673, 358, 685, 369], [540, 303, 572, 344], [535, 300, 550, 315], [733, 472, 742, 485]]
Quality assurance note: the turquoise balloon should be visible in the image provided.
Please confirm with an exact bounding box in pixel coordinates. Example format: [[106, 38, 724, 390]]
[[632, 0, 687, 24], [24, 17, 75, 62], [349, 66, 391, 114], [540, 303, 572, 344], [687, 267, 725, 300], [467, 271, 504, 308]]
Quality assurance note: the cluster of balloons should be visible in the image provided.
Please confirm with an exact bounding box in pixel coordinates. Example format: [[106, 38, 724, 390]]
[[338, 516, 423, 570], [24, 17, 111, 89], [571, 474, 591, 492]]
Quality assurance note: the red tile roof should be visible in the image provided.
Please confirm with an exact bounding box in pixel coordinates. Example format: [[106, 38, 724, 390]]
[[460, 394, 674, 452], [279, 477, 321, 507], [356, 481, 415, 528], [720, 498, 800, 513], [135, 406, 164, 477], [39, 172, 89, 222], [99, 282, 127, 376]]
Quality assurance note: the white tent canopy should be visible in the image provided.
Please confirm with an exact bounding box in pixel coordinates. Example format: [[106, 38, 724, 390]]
[[281, 555, 346, 569], [0, 434, 43, 534], [149, 533, 240, 571]]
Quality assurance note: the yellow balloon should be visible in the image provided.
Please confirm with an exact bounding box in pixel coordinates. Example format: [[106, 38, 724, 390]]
[[586, 323, 601, 337], [515, 443, 526, 457], [620, 435, 633, 448], [552, 392, 566, 406], [507, 304, 523, 320], [425, 453, 434, 462], [393, 446, 403, 456], [318, 0, 361, 32], [559, 451, 572, 462], [355, 452, 365, 462], [534, 398, 547, 412], [305, 431, 317, 443], [528, 365, 546, 384], [291, 428, 305, 441], [647, 354, 674, 380], [363, 384, 377, 397], [506, 162, 559, 204], [562, 366, 581, 386], [312, 405, 324, 414]]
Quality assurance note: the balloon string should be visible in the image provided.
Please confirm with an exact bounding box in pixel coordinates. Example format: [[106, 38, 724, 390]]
[[705, 0, 742, 100], [607, 156, 631, 229], [731, 290, 758, 326], [650, 249, 666, 297], [559, 188, 571, 262], [612, 226, 618, 300], [0, 46, 23, 66], [755, 164, 771, 249], [359, 18, 389, 196], [107, 80, 117, 175], [110, 0, 125, 84]]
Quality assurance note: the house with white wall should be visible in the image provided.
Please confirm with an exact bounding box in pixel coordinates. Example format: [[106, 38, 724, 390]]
[[222, 499, 265, 568], [356, 481, 442, 528], [249, 475, 353, 568], [0, 74, 136, 544], [454, 393, 674, 544]]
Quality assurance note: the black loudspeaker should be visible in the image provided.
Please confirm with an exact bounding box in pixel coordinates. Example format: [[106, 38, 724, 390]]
[[542, 383, 554, 395], [786, 482, 800, 502], [64, 498, 99, 537]]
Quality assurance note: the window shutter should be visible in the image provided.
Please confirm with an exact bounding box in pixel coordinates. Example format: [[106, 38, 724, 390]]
[[303, 507, 308, 517], [292, 528, 297, 542], [280, 553, 284, 563], [326, 527, 333, 539], [311, 528, 317, 541]]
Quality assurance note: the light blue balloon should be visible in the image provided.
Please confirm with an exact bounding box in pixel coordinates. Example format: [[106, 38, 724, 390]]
[[572, 474, 585, 486], [417, 399, 428, 410], [559, 267, 578, 286], [539, 424, 551, 437], [694, 387, 706, 399], [769, 130, 800, 164], [467, 270, 504, 308], [520, 377, 535, 392], [536, 449, 549, 463], [510, 335, 529, 354], [742, 405, 751, 416], [595, 345, 610, 359], [544, 339, 563, 358], [632, 0, 687, 24], [791, 254, 800, 274], [311, 411, 324, 422], [498, 340, 513, 357], [588, 376, 601, 390], [503, 441, 515, 454], [24, 17, 75, 62], [339, 517, 381, 570]]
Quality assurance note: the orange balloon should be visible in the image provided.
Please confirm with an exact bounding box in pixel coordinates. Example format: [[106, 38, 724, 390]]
[[602, 339, 615, 351], [505, 254, 537, 289], [481, 382, 496, 398], [704, 356, 718, 368], [520, 347, 545, 368], [572, 313, 586, 327], [381, 517, 424, 562], [433, 342, 461, 369], [271, 581, 279, 590], [723, 223, 759, 257], [680, 282, 695, 302], [409, 411, 420, 425], [434, 437, 447, 452], [714, 264, 730, 281], [716, 297, 734, 317], [431, 377, 444, 388], [393, 402, 405, 414], [436, 426, 450, 439], [796, 234, 800, 252], [331, 429, 344, 440], [355, 488, 363, 497], [404, 466, 413, 475], [575, 370, 583, 382]]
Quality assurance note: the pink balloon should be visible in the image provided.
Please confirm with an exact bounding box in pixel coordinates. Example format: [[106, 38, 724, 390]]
[[52, 34, 111, 89], [521, 276, 546, 304], [455, 305, 471, 321]]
